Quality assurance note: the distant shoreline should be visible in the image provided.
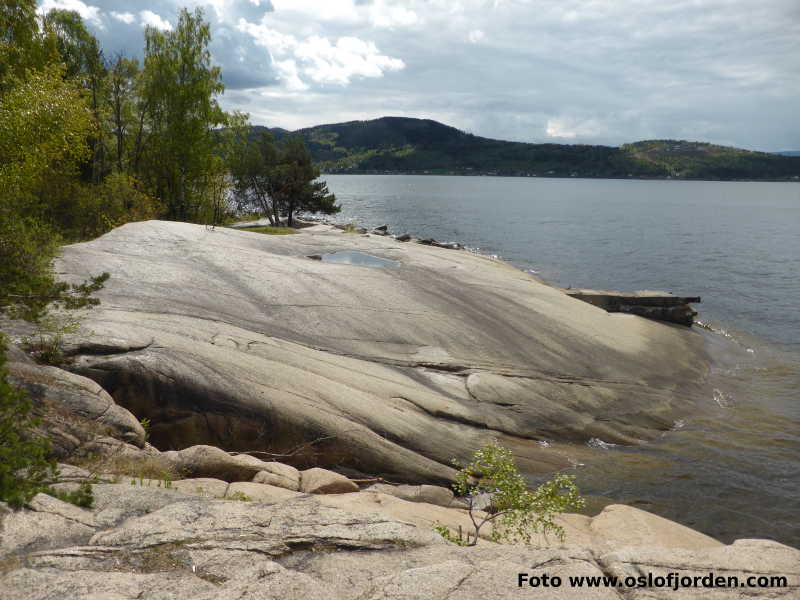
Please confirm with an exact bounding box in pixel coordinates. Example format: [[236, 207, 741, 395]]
[[322, 171, 800, 183]]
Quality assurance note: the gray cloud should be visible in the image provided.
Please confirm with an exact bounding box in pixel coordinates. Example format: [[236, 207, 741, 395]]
[[38, 0, 800, 150]]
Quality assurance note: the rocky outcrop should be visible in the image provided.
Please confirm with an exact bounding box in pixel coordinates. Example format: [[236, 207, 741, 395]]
[[5, 361, 145, 458], [1, 482, 797, 600], [51, 220, 710, 483]]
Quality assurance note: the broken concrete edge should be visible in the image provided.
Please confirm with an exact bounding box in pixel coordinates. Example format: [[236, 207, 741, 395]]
[[565, 289, 701, 326]]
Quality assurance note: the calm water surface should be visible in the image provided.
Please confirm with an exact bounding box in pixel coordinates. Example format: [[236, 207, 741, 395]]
[[323, 175, 800, 547]]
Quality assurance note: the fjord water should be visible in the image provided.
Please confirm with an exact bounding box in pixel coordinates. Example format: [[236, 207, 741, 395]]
[[324, 175, 800, 546]]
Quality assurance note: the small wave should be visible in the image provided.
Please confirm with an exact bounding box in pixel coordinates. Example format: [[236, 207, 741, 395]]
[[696, 320, 735, 339], [465, 245, 501, 260], [587, 438, 618, 450], [713, 388, 734, 408]]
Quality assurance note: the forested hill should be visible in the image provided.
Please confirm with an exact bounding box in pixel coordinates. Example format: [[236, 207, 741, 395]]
[[251, 117, 800, 181]]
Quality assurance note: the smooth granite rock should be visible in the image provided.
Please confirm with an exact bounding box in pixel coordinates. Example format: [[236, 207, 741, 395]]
[[252, 462, 301, 491], [225, 481, 304, 503], [365, 483, 455, 507], [53, 220, 711, 483], [161, 445, 284, 482], [300, 468, 359, 494]]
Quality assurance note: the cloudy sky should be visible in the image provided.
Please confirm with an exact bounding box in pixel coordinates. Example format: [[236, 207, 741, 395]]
[[38, 0, 800, 150]]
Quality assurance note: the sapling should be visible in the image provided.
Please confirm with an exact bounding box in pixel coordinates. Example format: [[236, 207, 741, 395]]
[[436, 440, 584, 545]]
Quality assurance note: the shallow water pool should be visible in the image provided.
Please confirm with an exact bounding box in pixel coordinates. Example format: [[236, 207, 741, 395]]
[[319, 251, 400, 268]]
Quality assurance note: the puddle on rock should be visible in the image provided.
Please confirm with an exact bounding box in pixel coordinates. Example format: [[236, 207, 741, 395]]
[[311, 251, 400, 268]]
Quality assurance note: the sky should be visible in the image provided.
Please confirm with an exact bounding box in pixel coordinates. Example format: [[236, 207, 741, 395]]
[[37, 0, 800, 151]]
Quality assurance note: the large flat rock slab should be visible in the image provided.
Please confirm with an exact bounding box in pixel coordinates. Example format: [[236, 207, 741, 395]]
[[54, 220, 711, 482]]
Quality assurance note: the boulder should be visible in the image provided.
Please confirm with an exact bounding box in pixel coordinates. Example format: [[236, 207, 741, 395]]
[[365, 483, 455, 507], [226, 482, 304, 503], [161, 445, 281, 483], [598, 538, 800, 599], [169, 478, 229, 499], [300, 468, 359, 494], [5, 342, 34, 364], [252, 462, 301, 491], [590, 504, 722, 552], [431, 240, 463, 250], [89, 495, 438, 551], [54, 221, 710, 483], [56, 463, 114, 484]]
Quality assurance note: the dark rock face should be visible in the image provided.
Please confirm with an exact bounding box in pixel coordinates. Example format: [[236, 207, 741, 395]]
[[51, 221, 711, 483]]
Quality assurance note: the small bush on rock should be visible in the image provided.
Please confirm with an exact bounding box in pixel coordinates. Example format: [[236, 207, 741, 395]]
[[47, 482, 94, 508], [0, 337, 58, 507], [436, 440, 584, 545]]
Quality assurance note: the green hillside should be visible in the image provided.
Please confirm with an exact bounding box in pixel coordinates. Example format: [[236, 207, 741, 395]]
[[252, 117, 800, 181]]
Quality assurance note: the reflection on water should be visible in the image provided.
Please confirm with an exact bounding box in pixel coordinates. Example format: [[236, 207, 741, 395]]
[[320, 250, 399, 268]]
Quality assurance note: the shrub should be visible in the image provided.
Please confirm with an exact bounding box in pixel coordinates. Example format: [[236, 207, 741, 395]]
[[46, 482, 94, 508], [436, 440, 584, 545], [0, 336, 58, 507]]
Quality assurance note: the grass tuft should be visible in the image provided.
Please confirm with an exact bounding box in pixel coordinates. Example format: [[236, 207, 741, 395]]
[[241, 226, 298, 235]]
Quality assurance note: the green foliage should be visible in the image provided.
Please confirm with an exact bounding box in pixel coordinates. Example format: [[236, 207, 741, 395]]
[[229, 130, 340, 227], [0, 337, 58, 508], [129, 474, 174, 489], [227, 491, 252, 502], [0, 65, 93, 208], [0, 1, 58, 87], [433, 523, 470, 546], [0, 214, 109, 323], [244, 226, 298, 235], [138, 7, 228, 222], [78, 173, 163, 237], [437, 440, 584, 545], [21, 313, 83, 366], [139, 417, 151, 441], [229, 128, 281, 225], [46, 482, 94, 508], [270, 136, 340, 226]]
